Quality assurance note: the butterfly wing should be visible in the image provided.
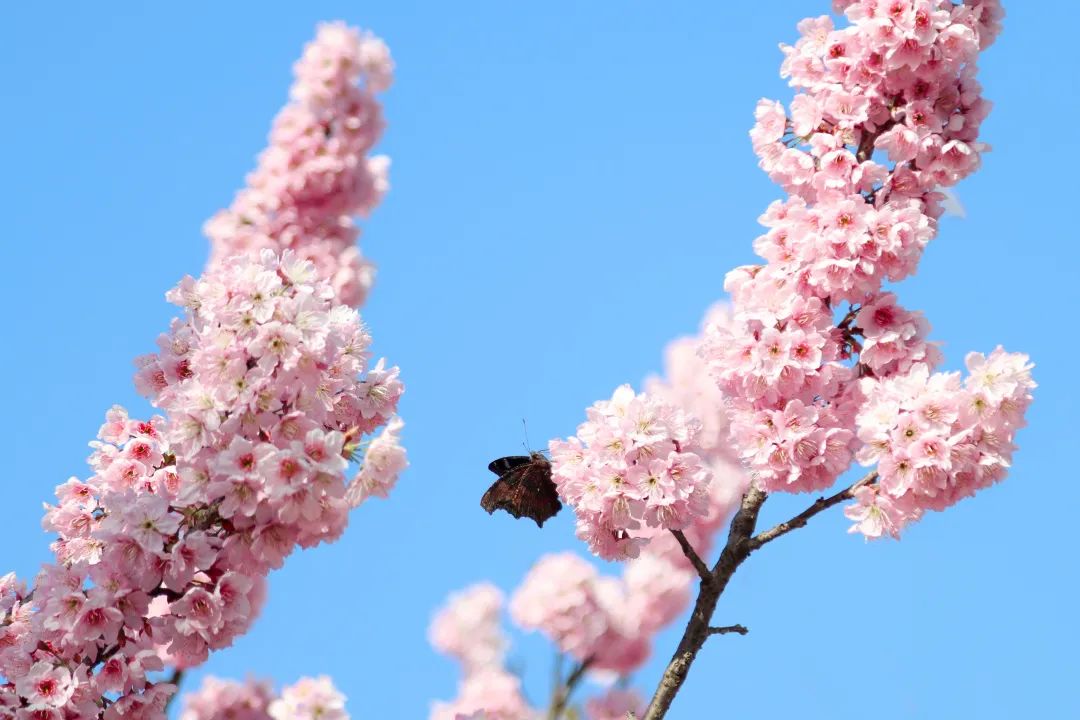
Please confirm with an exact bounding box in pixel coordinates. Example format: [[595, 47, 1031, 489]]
[[515, 459, 561, 527], [481, 454, 562, 528], [488, 455, 532, 476]]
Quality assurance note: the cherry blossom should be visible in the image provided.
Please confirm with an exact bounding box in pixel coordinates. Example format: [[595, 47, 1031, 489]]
[[205, 23, 394, 309], [549, 386, 713, 559]]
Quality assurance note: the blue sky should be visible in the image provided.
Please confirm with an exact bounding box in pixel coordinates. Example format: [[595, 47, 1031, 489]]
[[2, 2, 1077, 718]]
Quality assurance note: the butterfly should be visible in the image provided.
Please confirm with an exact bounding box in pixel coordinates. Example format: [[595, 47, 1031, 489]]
[[480, 452, 562, 527]]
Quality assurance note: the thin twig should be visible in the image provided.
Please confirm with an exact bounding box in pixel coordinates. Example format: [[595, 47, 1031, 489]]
[[707, 624, 749, 636], [547, 657, 592, 720], [670, 529, 712, 585], [162, 667, 185, 712], [747, 471, 878, 552], [855, 117, 898, 162]]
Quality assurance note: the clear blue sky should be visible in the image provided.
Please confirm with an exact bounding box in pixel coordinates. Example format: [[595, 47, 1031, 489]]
[[1, 2, 1076, 718]]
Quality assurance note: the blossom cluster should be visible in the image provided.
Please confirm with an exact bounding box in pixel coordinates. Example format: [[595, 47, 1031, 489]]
[[428, 583, 507, 675], [205, 22, 394, 308], [429, 554, 669, 720], [549, 385, 713, 559], [695, 1, 1030, 517], [0, 251, 403, 717], [180, 675, 348, 720], [643, 304, 751, 566], [585, 690, 646, 720], [428, 585, 535, 720], [137, 249, 404, 555], [846, 347, 1034, 537], [510, 553, 649, 674]]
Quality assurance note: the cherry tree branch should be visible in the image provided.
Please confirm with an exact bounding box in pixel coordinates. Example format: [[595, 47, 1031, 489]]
[[670, 529, 713, 585], [643, 471, 875, 719], [643, 486, 766, 720], [747, 471, 878, 552]]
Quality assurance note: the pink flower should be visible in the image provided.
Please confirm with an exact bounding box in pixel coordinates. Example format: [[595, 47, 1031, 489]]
[[429, 583, 507, 675], [180, 677, 275, 720], [15, 662, 74, 709], [849, 350, 1034, 537], [549, 386, 713, 559], [510, 554, 650, 675], [268, 676, 348, 720], [430, 668, 534, 720], [172, 587, 224, 638], [585, 689, 645, 720], [345, 416, 407, 506]]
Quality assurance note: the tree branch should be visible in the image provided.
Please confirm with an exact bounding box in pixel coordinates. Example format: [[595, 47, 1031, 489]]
[[643, 485, 767, 720], [162, 668, 185, 712], [747, 471, 878, 552], [856, 118, 897, 162], [670, 529, 712, 585], [643, 472, 878, 718], [547, 656, 592, 720]]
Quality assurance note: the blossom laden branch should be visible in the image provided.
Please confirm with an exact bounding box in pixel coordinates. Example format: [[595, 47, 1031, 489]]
[[747, 471, 878, 552]]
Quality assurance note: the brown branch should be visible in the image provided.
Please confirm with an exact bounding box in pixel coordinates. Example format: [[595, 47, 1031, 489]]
[[643, 485, 767, 720], [644, 472, 878, 718], [747, 471, 878, 552], [162, 667, 185, 712], [670, 529, 712, 585], [547, 657, 592, 720], [856, 117, 898, 162]]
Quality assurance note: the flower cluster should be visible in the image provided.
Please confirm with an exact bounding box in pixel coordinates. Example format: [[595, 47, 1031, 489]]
[[431, 669, 535, 720], [846, 347, 1034, 538], [549, 386, 713, 559], [643, 304, 751, 566], [585, 689, 645, 720], [510, 554, 648, 674], [180, 675, 349, 720], [346, 415, 408, 507], [428, 583, 507, 675], [137, 249, 404, 555], [429, 552, 690, 720], [179, 677, 276, 720], [699, 1, 1026, 503], [205, 22, 394, 308], [0, 251, 403, 717], [854, 292, 940, 375], [428, 586, 535, 720], [268, 676, 349, 720]]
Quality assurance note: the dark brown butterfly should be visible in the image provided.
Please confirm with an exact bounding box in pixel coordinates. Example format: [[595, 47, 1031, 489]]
[[480, 452, 562, 527]]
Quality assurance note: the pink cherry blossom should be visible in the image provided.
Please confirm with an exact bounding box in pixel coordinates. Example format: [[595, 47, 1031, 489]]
[[268, 676, 349, 720], [345, 415, 408, 506], [848, 348, 1034, 537], [549, 386, 713, 559], [430, 668, 536, 720], [3, 26, 404, 716], [585, 689, 645, 720], [180, 677, 275, 720], [429, 583, 507, 675], [205, 23, 394, 309]]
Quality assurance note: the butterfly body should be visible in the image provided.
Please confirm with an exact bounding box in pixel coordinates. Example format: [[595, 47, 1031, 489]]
[[481, 451, 562, 527]]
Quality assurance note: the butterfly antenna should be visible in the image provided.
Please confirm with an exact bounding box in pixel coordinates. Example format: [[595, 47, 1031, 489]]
[[522, 418, 531, 453]]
